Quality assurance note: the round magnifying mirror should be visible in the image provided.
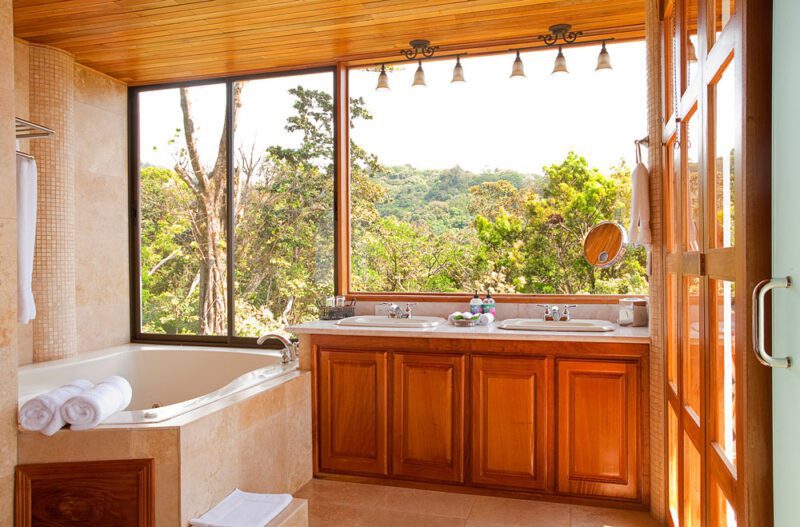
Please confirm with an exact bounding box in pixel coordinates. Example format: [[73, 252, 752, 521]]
[[583, 221, 627, 268]]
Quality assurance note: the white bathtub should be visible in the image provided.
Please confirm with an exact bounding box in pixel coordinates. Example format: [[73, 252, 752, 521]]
[[18, 344, 297, 425]]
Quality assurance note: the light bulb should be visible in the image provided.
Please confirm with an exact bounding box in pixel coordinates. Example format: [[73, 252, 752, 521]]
[[552, 47, 568, 75], [412, 60, 426, 87], [510, 51, 526, 79], [376, 64, 390, 90], [451, 57, 465, 83]]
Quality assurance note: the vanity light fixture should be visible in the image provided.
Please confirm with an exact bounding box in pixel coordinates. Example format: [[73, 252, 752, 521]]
[[451, 56, 466, 83], [595, 41, 612, 71], [510, 50, 526, 79], [412, 60, 427, 87], [376, 64, 390, 91], [552, 46, 569, 75]]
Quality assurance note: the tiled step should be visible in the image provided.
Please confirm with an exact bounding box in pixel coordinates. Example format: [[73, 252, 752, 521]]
[[268, 498, 308, 527]]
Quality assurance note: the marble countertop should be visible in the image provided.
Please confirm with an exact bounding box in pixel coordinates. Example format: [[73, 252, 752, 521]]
[[286, 319, 650, 344]]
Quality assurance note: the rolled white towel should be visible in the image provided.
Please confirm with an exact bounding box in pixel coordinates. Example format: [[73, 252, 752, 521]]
[[478, 313, 495, 326], [19, 379, 94, 436], [61, 376, 133, 431]]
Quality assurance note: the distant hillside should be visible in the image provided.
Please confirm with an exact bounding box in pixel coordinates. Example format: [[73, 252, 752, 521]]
[[373, 165, 541, 233]]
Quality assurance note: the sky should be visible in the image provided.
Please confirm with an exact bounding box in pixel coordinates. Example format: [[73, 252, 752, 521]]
[[139, 41, 649, 176]]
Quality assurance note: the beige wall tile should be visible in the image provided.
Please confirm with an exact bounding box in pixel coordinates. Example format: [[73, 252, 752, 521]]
[[75, 63, 127, 114], [0, 0, 18, 521], [76, 303, 130, 352]]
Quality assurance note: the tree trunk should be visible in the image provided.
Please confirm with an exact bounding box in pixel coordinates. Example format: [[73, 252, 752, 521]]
[[176, 83, 243, 335]]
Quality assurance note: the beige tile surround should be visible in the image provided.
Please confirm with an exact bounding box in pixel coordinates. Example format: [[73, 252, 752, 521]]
[[0, 0, 19, 522], [13, 39, 130, 365], [297, 479, 659, 527], [18, 372, 313, 526]]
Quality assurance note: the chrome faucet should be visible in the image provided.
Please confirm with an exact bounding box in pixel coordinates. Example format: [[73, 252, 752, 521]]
[[257, 333, 298, 364], [380, 302, 416, 319], [537, 304, 578, 322]]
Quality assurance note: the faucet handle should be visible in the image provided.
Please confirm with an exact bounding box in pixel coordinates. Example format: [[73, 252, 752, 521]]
[[404, 303, 417, 316]]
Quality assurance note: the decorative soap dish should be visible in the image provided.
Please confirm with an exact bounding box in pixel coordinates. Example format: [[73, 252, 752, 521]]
[[451, 318, 479, 327]]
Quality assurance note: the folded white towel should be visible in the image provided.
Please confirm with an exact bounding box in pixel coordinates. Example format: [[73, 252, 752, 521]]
[[17, 154, 37, 324], [19, 379, 94, 436], [61, 376, 132, 431], [477, 313, 495, 326], [190, 489, 292, 527]]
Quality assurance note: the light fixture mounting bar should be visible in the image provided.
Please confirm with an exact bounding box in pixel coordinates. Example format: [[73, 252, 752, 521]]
[[402, 39, 439, 60], [540, 23, 583, 47]]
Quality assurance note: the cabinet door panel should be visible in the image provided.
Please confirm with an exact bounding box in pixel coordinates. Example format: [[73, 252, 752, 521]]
[[319, 349, 388, 475], [471, 356, 549, 490], [557, 360, 639, 499], [392, 353, 465, 482]]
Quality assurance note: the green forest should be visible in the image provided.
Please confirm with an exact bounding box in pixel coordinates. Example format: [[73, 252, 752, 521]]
[[140, 84, 647, 336]]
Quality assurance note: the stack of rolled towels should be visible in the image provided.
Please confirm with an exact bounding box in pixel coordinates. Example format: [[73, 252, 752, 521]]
[[19, 375, 132, 435]]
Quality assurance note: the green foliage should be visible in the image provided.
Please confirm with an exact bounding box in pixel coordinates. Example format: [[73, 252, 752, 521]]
[[141, 85, 648, 337]]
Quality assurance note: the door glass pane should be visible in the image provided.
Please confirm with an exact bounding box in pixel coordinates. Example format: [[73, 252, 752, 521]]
[[683, 433, 702, 527], [713, 0, 735, 43], [666, 138, 680, 254], [711, 279, 737, 466], [684, 112, 701, 251], [232, 73, 335, 337], [138, 83, 228, 336], [685, 0, 699, 86], [712, 61, 736, 248], [667, 273, 679, 391], [683, 276, 702, 418], [713, 482, 738, 526], [669, 405, 680, 523]]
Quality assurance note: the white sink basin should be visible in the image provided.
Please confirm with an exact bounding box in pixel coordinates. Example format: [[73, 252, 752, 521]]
[[336, 315, 447, 328], [498, 318, 615, 332]]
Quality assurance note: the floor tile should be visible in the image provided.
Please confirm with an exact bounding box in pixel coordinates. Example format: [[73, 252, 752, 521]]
[[375, 486, 475, 519], [305, 500, 372, 527], [466, 495, 571, 527], [364, 508, 467, 527], [570, 505, 660, 527], [296, 478, 389, 508]]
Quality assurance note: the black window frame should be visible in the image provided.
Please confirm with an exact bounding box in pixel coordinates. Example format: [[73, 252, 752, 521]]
[[128, 66, 340, 347]]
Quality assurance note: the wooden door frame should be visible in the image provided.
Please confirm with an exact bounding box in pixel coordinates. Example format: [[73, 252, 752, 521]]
[[660, 0, 773, 524]]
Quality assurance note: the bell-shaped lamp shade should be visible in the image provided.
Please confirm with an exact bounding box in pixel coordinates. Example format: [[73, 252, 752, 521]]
[[552, 47, 568, 75], [451, 57, 466, 83], [510, 51, 526, 79], [412, 60, 427, 87], [687, 39, 698, 63], [376, 64, 390, 91], [595, 42, 612, 71]]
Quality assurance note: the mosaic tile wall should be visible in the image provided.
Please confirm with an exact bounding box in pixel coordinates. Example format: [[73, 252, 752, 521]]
[[28, 44, 77, 362]]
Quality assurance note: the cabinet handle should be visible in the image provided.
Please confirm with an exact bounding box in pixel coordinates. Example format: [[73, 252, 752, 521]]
[[752, 276, 792, 368]]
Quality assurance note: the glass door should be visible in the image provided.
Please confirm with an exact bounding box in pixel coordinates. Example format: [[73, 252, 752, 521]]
[[662, 0, 770, 525]]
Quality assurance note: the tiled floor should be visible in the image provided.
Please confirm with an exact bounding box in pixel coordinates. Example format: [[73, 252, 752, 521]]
[[296, 479, 661, 527]]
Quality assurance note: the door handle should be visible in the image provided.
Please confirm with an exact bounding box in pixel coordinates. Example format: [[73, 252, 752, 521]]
[[752, 276, 792, 368]]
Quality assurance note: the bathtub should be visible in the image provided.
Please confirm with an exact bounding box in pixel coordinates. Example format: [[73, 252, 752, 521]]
[[18, 343, 297, 425], [17, 343, 312, 526]]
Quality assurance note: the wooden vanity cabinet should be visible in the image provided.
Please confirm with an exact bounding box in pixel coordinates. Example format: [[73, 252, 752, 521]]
[[556, 359, 640, 500], [312, 336, 647, 507], [318, 349, 388, 476], [471, 356, 550, 490], [392, 353, 465, 482]]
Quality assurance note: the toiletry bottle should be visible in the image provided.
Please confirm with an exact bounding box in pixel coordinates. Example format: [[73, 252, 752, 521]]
[[482, 292, 496, 316], [469, 291, 483, 315]]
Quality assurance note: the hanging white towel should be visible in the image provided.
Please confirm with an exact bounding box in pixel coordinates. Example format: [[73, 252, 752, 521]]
[[190, 489, 292, 527], [61, 376, 133, 431], [19, 379, 94, 436], [16, 153, 37, 324], [628, 161, 652, 247]]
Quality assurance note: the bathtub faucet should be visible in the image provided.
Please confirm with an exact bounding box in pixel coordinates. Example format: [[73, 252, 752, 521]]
[[256, 334, 298, 364]]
